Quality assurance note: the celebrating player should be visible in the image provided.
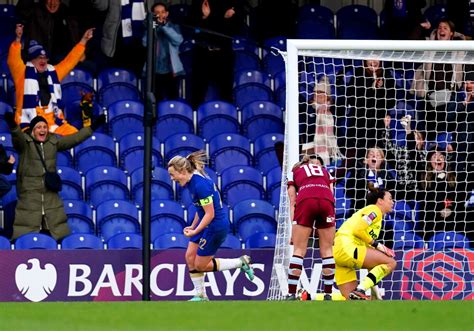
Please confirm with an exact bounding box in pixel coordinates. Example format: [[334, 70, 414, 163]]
[[286, 154, 336, 300], [167, 150, 254, 301], [333, 183, 396, 300]]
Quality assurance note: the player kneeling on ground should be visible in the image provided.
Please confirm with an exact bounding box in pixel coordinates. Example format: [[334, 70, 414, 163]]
[[333, 183, 396, 300]]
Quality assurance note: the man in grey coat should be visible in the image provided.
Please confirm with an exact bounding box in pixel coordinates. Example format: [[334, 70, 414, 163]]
[[5, 112, 105, 241]]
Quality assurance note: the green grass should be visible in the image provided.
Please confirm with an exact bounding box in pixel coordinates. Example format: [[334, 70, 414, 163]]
[[0, 301, 472, 331]]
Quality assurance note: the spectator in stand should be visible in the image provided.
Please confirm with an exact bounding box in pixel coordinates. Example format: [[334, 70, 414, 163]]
[[8, 24, 95, 136], [345, 147, 396, 219], [381, 114, 427, 202], [410, 19, 466, 141], [143, 2, 184, 102], [383, 0, 431, 40], [4, 109, 105, 241], [0, 144, 15, 198], [187, 0, 244, 109], [416, 148, 469, 241], [300, 75, 342, 166], [91, 0, 147, 75], [16, 0, 81, 64]]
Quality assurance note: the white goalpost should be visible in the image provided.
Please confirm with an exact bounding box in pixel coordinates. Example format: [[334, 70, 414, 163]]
[[268, 39, 474, 300]]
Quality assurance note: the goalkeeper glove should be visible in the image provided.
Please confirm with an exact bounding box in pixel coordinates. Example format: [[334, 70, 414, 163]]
[[372, 240, 395, 257]]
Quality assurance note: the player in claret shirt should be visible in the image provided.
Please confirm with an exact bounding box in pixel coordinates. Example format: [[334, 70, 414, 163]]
[[286, 154, 336, 300], [168, 150, 254, 301], [334, 184, 397, 300]]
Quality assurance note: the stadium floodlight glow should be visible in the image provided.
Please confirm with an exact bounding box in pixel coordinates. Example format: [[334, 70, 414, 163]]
[[268, 39, 474, 301]]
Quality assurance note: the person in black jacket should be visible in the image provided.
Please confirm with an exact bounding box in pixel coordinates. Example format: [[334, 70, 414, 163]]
[[0, 144, 15, 198]]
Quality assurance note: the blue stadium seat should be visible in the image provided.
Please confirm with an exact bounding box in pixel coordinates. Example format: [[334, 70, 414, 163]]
[[108, 100, 144, 140], [262, 53, 285, 77], [61, 68, 94, 87], [263, 36, 287, 54], [273, 71, 286, 92], [97, 68, 138, 91], [61, 233, 103, 249], [233, 83, 273, 110], [0, 235, 11, 250], [392, 200, 414, 221], [0, 75, 15, 106], [163, 133, 205, 164], [130, 167, 174, 207], [0, 101, 14, 132], [168, 3, 190, 25], [57, 150, 74, 167], [220, 234, 242, 249], [254, 133, 284, 173], [209, 133, 252, 173], [98, 83, 142, 108], [334, 184, 351, 223], [296, 20, 336, 39], [153, 233, 188, 249], [60, 82, 95, 105], [63, 199, 94, 234], [427, 231, 471, 250], [234, 49, 261, 73], [336, 5, 379, 39], [297, 4, 334, 23], [107, 232, 142, 249], [57, 166, 83, 201], [424, 4, 447, 29], [232, 36, 260, 55], [156, 100, 194, 142], [241, 101, 284, 141], [245, 232, 276, 248], [221, 165, 265, 207], [74, 132, 117, 173], [266, 166, 282, 207], [119, 132, 162, 173], [151, 199, 186, 240], [234, 69, 272, 88], [14, 233, 57, 250], [233, 199, 277, 241], [393, 231, 425, 250], [96, 199, 140, 241], [63, 99, 103, 132], [197, 101, 240, 141], [85, 166, 129, 207]]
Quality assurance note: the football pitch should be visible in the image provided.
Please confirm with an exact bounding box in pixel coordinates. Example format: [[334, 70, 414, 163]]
[[0, 300, 473, 331]]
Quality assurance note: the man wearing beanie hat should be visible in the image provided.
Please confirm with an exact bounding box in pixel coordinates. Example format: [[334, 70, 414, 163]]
[[7, 24, 95, 136], [4, 110, 104, 241]]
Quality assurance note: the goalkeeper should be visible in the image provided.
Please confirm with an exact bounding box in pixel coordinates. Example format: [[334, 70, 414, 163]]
[[333, 183, 396, 300]]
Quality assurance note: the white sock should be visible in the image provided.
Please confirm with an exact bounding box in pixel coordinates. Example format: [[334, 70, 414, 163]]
[[190, 272, 206, 297], [216, 258, 242, 271]]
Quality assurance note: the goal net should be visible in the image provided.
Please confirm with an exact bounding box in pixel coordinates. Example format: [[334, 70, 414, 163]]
[[268, 40, 474, 300]]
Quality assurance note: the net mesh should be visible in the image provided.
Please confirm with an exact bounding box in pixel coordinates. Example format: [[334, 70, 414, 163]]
[[268, 45, 474, 300]]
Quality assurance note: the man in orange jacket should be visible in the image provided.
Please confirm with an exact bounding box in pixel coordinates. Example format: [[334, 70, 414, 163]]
[[8, 24, 94, 136]]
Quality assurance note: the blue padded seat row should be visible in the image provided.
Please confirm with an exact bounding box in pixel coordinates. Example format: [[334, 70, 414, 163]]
[[245, 232, 276, 249], [197, 101, 240, 141], [153, 233, 188, 249], [96, 199, 140, 241], [209, 133, 252, 174], [336, 5, 379, 39], [151, 199, 186, 240], [0, 100, 14, 132], [233, 199, 277, 241], [57, 166, 83, 201], [297, 4, 334, 23], [74, 132, 116, 174], [130, 167, 174, 207], [266, 166, 282, 207], [241, 101, 284, 141], [296, 19, 336, 39], [221, 234, 242, 249], [108, 100, 144, 140], [233, 82, 273, 110], [392, 231, 425, 250], [98, 82, 141, 108], [427, 231, 470, 250], [63, 199, 94, 234], [221, 165, 265, 207], [14, 233, 57, 250], [156, 100, 194, 142], [107, 232, 142, 249], [85, 166, 129, 207], [61, 82, 95, 105], [0, 235, 11, 249], [234, 69, 272, 88], [62, 233, 103, 249], [97, 68, 139, 91], [61, 68, 94, 87], [164, 133, 205, 165], [119, 132, 162, 173], [253, 133, 284, 173]]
